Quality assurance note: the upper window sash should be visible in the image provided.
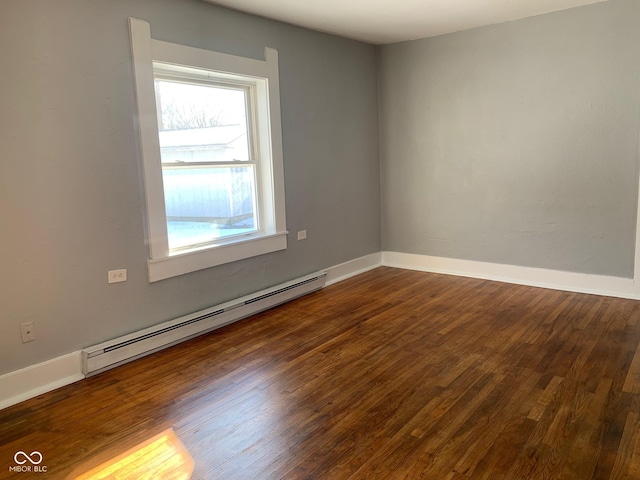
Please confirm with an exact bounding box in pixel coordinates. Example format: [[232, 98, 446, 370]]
[[153, 76, 256, 165]]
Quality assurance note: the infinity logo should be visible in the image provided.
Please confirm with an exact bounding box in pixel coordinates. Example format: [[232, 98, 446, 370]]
[[14, 451, 43, 465]]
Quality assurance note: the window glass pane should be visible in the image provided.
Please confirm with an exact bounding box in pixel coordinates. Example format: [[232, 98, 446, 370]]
[[163, 165, 257, 250], [154, 79, 250, 163]]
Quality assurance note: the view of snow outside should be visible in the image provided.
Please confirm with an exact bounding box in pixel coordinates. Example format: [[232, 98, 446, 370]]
[[154, 79, 257, 249]]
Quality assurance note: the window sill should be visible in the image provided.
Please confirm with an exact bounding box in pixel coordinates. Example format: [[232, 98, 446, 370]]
[[148, 231, 288, 282]]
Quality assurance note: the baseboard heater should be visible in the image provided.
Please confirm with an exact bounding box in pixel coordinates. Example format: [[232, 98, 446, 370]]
[[82, 271, 327, 376]]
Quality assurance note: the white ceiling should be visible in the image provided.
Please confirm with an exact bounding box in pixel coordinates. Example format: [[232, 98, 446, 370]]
[[203, 0, 608, 44]]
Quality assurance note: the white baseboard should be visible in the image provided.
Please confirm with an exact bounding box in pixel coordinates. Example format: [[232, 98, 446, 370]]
[[325, 252, 383, 286], [0, 351, 84, 411], [382, 251, 640, 300]]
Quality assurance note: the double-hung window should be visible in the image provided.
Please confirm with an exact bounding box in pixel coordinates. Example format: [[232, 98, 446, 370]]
[[129, 18, 287, 281]]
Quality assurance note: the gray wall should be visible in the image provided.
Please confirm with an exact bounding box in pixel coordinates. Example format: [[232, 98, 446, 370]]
[[379, 0, 640, 277], [0, 0, 380, 375]]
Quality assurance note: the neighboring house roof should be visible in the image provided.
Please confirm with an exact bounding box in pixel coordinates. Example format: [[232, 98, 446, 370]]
[[159, 125, 246, 148]]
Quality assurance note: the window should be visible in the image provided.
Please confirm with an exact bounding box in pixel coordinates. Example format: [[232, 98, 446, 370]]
[[155, 73, 257, 250], [129, 18, 287, 281]]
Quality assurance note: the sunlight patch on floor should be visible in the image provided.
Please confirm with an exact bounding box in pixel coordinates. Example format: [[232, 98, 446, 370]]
[[73, 429, 193, 480]]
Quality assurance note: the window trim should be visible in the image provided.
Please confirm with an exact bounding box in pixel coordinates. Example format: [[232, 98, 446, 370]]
[[129, 18, 287, 282]]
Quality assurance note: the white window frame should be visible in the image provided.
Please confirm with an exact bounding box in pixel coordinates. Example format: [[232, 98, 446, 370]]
[[129, 18, 287, 282]]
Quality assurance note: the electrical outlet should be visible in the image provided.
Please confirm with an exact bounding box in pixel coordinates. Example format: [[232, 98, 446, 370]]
[[21, 322, 35, 343], [297, 230, 307, 241], [108, 269, 127, 284]]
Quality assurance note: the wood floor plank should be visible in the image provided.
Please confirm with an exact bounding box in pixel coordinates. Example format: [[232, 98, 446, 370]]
[[557, 377, 612, 479], [527, 375, 564, 422], [610, 411, 640, 480], [2, 267, 640, 479], [623, 346, 640, 394]]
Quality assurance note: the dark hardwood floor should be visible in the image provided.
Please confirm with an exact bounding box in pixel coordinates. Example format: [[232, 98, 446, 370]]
[[2, 267, 640, 479]]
